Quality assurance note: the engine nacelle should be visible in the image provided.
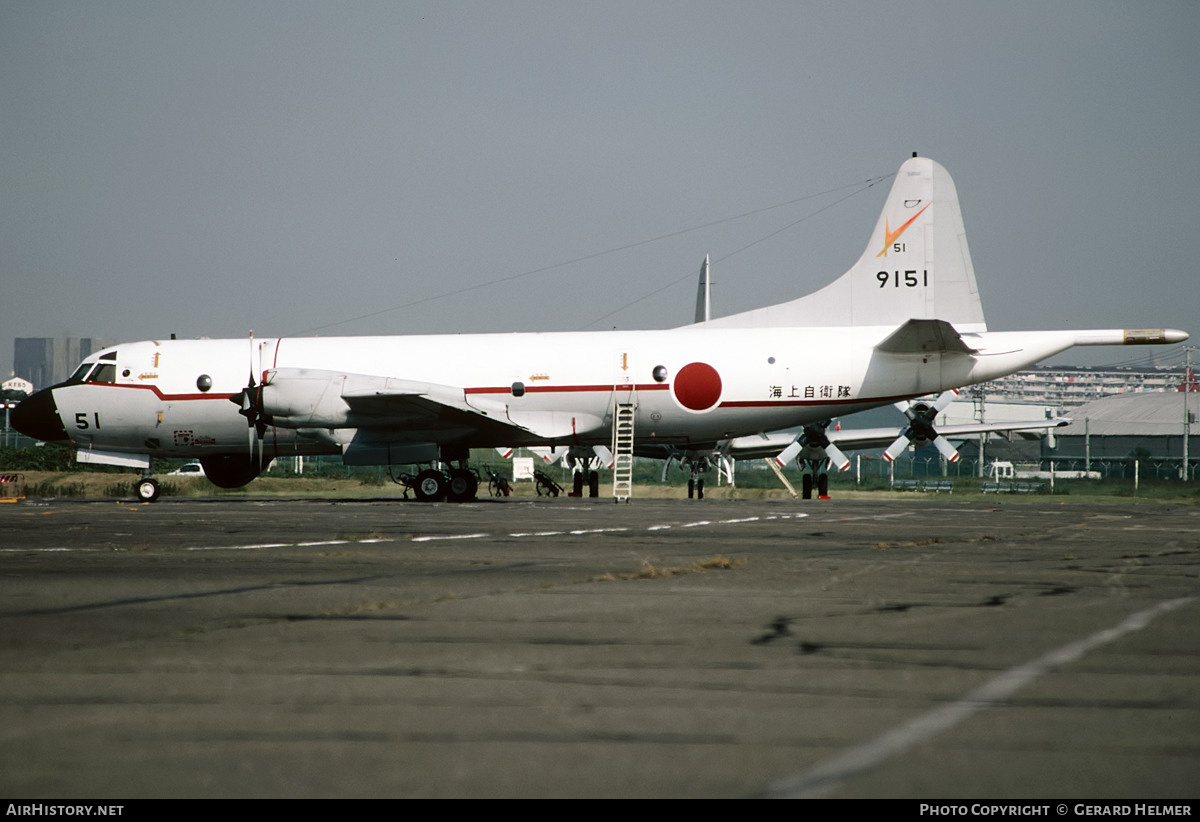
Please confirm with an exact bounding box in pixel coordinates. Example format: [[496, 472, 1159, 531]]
[[260, 369, 353, 428]]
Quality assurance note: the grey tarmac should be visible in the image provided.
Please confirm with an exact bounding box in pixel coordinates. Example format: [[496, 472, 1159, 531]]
[[0, 495, 1197, 799]]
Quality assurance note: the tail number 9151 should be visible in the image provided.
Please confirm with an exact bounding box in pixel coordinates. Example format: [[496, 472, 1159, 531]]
[[877, 270, 928, 288]]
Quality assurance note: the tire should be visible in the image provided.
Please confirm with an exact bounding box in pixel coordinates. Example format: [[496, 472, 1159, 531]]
[[447, 469, 478, 503], [414, 469, 447, 502], [817, 474, 829, 498], [801, 474, 813, 500], [135, 478, 160, 503], [572, 471, 584, 496], [696, 478, 704, 500], [687, 478, 695, 499], [588, 471, 599, 498]]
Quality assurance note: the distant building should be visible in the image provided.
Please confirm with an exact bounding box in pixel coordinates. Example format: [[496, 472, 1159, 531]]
[[13, 337, 119, 391], [3, 375, 34, 396], [1045, 392, 1198, 479], [982, 364, 1185, 410]]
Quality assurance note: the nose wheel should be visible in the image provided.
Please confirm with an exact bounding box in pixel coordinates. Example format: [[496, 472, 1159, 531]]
[[135, 477, 161, 503]]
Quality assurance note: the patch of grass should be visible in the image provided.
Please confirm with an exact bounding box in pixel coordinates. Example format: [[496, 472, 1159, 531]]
[[593, 555, 747, 582], [336, 532, 389, 542], [874, 538, 944, 550], [345, 599, 408, 615], [25, 480, 88, 498]]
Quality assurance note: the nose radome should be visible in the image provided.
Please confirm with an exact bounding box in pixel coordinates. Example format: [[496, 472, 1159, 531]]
[[11, 388, 69, 442]]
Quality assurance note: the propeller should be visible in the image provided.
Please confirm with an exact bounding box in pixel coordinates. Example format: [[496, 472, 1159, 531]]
[[529, 445, 612, 470], [229, 332, 269, 465], [661, 451, 677, 482], [883, 389, 961, 463], [591, 445, 614, 469], [774, 421, 852, 471]]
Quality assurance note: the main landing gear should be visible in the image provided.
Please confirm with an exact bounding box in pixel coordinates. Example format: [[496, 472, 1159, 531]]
[[798, 459, 830, 500], [679, 454, 715, 500], [396, 463, 481, 503], [570, 468, 600, 498]]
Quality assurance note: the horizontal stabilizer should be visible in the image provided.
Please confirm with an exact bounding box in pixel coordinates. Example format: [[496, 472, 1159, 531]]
[[875, 319, 977, 355]]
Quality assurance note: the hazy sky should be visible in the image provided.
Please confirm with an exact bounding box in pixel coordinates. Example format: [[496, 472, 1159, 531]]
[[3, 1, 1197, 380]]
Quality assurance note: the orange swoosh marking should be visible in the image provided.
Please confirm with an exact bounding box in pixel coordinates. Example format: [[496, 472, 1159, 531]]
[[876, 203, 930, 257]]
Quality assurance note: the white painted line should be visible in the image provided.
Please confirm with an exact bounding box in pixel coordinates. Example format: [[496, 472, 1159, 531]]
[[186, 542, 291, 551], [0, 547, 75, 552], [3, 510, 808, 553], [762, 594, 1196, 798], [411, 533, 488, 542]]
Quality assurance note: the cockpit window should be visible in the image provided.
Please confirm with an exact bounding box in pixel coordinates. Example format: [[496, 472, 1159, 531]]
[[68, 363, 94, 384], [86, 363, 116, 384]]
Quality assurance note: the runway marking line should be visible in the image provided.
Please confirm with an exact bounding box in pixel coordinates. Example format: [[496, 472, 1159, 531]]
[[761, 593, 1197, 798], [5, 513, 809, 553]]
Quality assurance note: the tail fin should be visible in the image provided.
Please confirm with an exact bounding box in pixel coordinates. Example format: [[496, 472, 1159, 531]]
[[702, 155, 987, 331]]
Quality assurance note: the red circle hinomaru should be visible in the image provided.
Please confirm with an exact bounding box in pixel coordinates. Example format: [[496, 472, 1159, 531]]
[[672, 362, 722, 411]]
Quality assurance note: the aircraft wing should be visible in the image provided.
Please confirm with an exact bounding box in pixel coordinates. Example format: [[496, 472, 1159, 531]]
[[832, 418, 1068, 450], [724, 417, 1070, 459]]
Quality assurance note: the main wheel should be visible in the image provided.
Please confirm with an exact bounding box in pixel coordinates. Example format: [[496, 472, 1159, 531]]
[[588, 471, 599, 498], [696, 478, 705, 500], [446, 469, 478, 503], [801, 474, 813, 500], [135, 478, 160, 503], [817, 474, 829, 498], [414, 469, 447, 502], [572, 471, 584, 496]]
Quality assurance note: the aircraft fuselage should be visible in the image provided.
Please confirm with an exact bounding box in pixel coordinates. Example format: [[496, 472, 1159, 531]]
[[28, 324, 1034, 462]]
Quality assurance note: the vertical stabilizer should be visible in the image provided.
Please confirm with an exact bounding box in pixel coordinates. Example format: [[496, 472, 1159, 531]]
[[701, 156, 987, 331]]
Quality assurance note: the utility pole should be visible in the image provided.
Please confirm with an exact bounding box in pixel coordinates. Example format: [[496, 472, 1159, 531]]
[[1184, 346, 1193, 481], [971, 386, 987, 478], [1085, 417, 1090, 477]]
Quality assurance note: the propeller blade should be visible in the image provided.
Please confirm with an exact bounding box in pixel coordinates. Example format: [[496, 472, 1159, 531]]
[[931, 388, 959, 413], [825, 442, 852, 471], [774, 438, 803, 468], [883, 435, 910, 462], [932, 435, 961, 463], [592, 445, 614, 469]]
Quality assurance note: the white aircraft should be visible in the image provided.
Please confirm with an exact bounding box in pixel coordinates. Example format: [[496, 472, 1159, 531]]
[[530, 257, 1070, 500], [12, 155, 1186, 502]]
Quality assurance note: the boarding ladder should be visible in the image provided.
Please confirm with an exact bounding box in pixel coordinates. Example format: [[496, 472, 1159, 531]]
[[611, 402, 636, 501]]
